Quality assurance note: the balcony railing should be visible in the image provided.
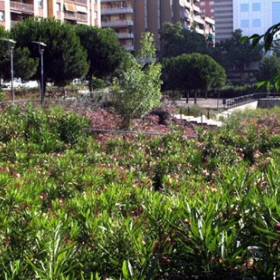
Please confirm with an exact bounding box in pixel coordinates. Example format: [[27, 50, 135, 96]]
[[101, 0, 126, 2], [123, 45, 134, 51], [64, 12, 87, 21], [74, 0, 87, 4], [193, 5, 201, 13], [194, 16, 204, 25], [195, 27, 204, 36], [11, 20, 19, 27], [102, 20, 133, 27], [10, 1, 33, 14], [117, 32, 134, 39], [102, 7, 133, 15]]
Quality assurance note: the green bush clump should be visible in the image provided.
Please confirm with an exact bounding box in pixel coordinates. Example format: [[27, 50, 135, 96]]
[[0, 105, 279, 279]]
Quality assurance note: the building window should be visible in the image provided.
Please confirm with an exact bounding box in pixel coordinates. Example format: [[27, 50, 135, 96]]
[[241, 3, 249, 12], [0, 11, 4, 21], [252, 19, 261, 27], [241, 19, 249, 28], [38, 0, 43, 8], [252, 3, 261, 11], [56, 3, 60, 11]]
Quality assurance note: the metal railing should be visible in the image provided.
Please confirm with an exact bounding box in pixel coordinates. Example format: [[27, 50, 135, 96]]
[[10, 1, 33, 13], [223, 92, 268, 109]]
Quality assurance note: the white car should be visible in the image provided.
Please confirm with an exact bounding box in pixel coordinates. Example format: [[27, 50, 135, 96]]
[[1, 78, 22, 88], [22, 80, 39, 88]]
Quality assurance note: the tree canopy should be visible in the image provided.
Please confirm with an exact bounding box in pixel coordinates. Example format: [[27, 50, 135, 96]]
[[10, 17, 88, 87], [0, 27, 36, 82], [75, 25, 124, 92], [113, 32, 162, 128], [256, 55, 280, 83], [215, 29, 263, 71], [160, 22, 208, 59], [162, 53, 226, 102]]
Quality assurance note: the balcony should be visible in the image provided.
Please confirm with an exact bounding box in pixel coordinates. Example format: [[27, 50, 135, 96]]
[[117, 32, 134, 39], [102, 7, 133, 15], [195, 27, 204, 36], [64, 12, 87, 21], [102, 20, 133, 27], [10, 1, 34, 14], [74, 0, 87, 4], [123, 45, 134, 51], [204, 16, 215, 25], [194, 16, 204, 25], [193, 5, 201, 14], [101, 0, 126, 2]]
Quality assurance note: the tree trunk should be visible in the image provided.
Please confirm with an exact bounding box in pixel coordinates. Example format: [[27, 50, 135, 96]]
[[121, 116, 132, 130], [194, 91, 197, 104], [88, 76, 93, 92], [185, 91, 189, 103]]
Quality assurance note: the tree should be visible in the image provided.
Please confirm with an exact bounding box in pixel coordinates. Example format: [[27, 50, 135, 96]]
[[160, 22, 208, 59], [162, 53, 226, 103], [75, 25, 124, 92], [10, 17, 88, 88], [0, 28, 36, 83], [242, 22, 280, 90], [256, 55, 280, 82], [112, 32, 162, 129], [215, 29, 263, 72]]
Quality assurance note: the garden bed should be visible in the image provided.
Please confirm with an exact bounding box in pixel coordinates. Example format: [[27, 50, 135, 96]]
[[0, 104, 279, 279]]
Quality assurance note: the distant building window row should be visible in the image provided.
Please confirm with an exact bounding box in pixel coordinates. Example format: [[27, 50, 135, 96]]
[[241, 19, 261, 28], [241, 3, 261, 12]]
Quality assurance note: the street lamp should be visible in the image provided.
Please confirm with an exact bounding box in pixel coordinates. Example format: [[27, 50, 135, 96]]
[[0, 38, 16, 102], [32, 41, 47, 103]]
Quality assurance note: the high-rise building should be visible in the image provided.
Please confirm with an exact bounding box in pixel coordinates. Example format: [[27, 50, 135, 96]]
[[215, 0, 280, 42], [233, 0, 280, 37], [0, 0, 101, 30], [101, 0, 215, 52], [214, 0, 233, 42]]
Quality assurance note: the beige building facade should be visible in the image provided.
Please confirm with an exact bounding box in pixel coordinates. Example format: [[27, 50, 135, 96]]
[[101, 0, 215, 52], [0, 0, 101, 30]]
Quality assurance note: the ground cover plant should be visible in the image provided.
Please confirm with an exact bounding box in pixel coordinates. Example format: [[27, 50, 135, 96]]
[[0, 104, 279, 279]]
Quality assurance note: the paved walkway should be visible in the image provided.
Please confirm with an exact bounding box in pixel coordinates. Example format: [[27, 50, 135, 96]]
[[173, 99, 258, 127], [174, 98, 224, 110]]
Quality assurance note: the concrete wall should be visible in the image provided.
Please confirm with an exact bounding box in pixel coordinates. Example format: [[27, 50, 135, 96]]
[[228, 101, 258, 112], [258, 98, 280, 108]]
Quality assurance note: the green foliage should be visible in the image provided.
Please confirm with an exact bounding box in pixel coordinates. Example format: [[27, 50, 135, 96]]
[[0, 105, 280, 279], [160, 22, 209, 58], [162, 53, 226, 101], [11, 17, 89, 87], [113, 32, 162, 128], [257, 55, 280, 81], [75, 25, 124, 92], [216, 29, 263, 72]]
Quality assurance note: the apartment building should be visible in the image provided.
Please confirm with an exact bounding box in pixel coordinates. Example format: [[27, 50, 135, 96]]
[[199, 0, 215, 18], [0, 0, 101, 30], [101, 0, 215, 52]]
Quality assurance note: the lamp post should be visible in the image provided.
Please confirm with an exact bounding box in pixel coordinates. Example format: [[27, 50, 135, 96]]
[[32, 41, 47, 104], [0, 38, 16, 102]]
